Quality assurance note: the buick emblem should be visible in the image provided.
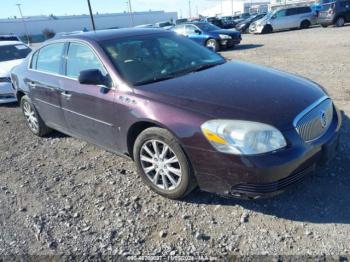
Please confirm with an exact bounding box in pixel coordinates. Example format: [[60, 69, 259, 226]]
[[320, 111, 327, 128]]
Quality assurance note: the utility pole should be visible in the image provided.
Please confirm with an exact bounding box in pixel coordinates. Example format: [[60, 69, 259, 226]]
[[231, 0, 234, 16], [87, 0, 96, 31], [127, 0, 135, 27], [16, 4, 30, 45], [188, 0, 192, 19]]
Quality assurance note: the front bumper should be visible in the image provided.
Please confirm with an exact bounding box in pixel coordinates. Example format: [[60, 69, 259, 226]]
[[0, 82, 17, 104], [184, 107, 342, 199], [220, 37, 241, 48]]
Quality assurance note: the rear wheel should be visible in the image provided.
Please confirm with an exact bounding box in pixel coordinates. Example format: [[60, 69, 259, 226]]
[[21, 95, 51, 137], [262, 25, 273, 34], [206, 38, 219, 52], [133, 127, 196, 199], [300, 20, 311, 29], [335, 17, 345, 27]]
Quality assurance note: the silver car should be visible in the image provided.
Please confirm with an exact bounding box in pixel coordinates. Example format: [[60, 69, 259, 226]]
[[250, 6, 316, 34], [0, 41, 31, 104]]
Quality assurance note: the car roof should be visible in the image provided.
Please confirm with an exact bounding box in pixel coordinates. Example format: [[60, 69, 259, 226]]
[[0, 41, 24, 46], [57, 28, 168, 42]]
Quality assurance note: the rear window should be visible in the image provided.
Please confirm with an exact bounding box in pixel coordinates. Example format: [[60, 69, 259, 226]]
[[288, 7, 311, 15], [0, 44, 31, 62]]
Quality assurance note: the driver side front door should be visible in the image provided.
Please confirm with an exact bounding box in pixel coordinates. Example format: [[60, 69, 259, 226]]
[[59, 42, 120, 151]]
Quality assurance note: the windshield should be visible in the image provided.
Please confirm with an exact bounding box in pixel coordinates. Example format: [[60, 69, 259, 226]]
[[101, 32, 225, 86], [0, 44, 31, 62], [195, 23, 221, 31]]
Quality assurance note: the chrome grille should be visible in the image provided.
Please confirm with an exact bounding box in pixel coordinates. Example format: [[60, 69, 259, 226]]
[[295, 98, 333, 142]]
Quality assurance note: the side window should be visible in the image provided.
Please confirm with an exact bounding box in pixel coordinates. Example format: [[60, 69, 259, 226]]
[[300, 7, 311, 13], [30, 51, 39, 69], [36, 43, 65, 74], [185, 25, 197, 34], [275, 10, 287, 18], [173, 25, 185, 35], [66, 43, 107, 79], [287, 8, 297, 16]]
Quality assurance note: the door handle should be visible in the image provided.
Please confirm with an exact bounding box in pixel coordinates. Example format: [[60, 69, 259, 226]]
[[61, 91, 72, 99], [28, 82, 36, 89]]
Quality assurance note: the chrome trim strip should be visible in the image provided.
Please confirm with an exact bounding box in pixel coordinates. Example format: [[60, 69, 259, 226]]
[[292, 96, 330, 128], [62, 107, 114, 127]]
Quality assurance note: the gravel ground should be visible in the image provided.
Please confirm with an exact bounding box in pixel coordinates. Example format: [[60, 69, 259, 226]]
[[1, 26, 350, 260]]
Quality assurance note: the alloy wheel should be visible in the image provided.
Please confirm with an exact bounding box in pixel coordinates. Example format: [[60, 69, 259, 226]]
[[140, 140, 182, 191], [23, 101, 39, 133], [206, 39, 218, 52]]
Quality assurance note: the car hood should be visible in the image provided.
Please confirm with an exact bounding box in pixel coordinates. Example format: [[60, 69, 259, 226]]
[[211, 29, 241, 36], [0, 59, 24, 77], [135, 61, 326, 131]]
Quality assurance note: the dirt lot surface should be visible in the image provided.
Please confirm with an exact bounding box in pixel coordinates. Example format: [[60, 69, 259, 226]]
[[1, 26, 350, 260]]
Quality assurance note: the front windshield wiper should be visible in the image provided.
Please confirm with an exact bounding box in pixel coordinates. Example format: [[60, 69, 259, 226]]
[[133, 61, 225, 86], [191, 61, 225, 72]]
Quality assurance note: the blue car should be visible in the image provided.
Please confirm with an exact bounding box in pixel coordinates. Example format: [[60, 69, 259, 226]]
[[172, 22, 241, 52]]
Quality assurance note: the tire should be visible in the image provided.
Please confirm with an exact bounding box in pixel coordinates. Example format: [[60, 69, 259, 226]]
[[335, 17, 345, 27], [133, 127, 197, 200], [300, 20, 311, 29], [262, 25, 273, 34], [321, 24, 329, 28], [206, 38, 219, 52], [21, 95, 51, 137]]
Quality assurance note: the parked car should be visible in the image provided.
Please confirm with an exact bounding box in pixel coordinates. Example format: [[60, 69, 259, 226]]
[[0, 41, 31, 104], [172, 22, 241, 52], [155, 21, 174, 30], [235, 13, 267, 33], [135, 24, 155, 28], [249, 6, 316, 34], [318, 0, 350, 27], [175, 18, 189, 25], [12, 29, 342, 200], [220, 16, 240, 28], [205, 17, 225, 28], [0, 34, 21, 42]]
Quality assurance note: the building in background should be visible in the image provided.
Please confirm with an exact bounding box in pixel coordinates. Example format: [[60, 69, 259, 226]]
[[0, 11, 177, 40], [200, 0, 271, 17], [270, 0, 316, 9]]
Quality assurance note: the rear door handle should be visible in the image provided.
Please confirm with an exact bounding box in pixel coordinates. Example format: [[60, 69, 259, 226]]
[[61, 91, 72, 99]]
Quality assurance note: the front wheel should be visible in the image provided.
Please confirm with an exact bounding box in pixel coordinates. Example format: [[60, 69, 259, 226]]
[[262, 25, 273, 34], [21, 95, 51, 137], [206, 39, 219, 52], [133, 127, 196, 199]]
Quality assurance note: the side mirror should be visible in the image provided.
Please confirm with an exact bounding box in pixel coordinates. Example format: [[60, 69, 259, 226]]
[[194, 29, 202, 35], [78, 69, 111, 87]]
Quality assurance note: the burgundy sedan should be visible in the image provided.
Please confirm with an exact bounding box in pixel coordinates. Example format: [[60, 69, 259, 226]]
[[11, 29, 342, 200]]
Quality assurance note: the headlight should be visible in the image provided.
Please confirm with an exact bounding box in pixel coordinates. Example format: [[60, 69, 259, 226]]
[[201, 120, 287, 155], [219, 34, 232, 40], [238, 23, 246, 29]]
